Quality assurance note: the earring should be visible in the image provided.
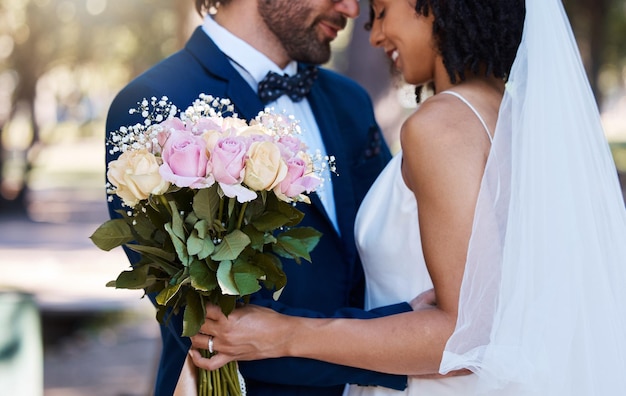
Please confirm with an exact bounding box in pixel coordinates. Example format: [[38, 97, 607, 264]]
[[209, 1, 221, 15]]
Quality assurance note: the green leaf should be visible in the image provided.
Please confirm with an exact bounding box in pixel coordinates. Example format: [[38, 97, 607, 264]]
[[252, 253, 286, 291], [242, 224, 265, 251], [264, 234, 277, 244], [198, 240, 215, 260], [251, 211, 290, 232], [267, 192, 305, 227], [216, 294, 238, 316], [126, 245, 180, 276], [182, 293, 205, 337], [126, 244, 176, 261], [212, 218, 227, 233], [234, 272, 262, 295], [232, 259, 264, 296], [211, 229, 251, 261], [216, 260, 239, 295], [156, 305, 168, 324], [244, 195, 267, 219], [89, 219, 134, 251], [187, 230, 204, 256], [194, 220, 209, 239], [273, 237, 310, 264], [193, 185, 220, 222], [130, 212, 159, 244], [276, 201, 305, 227], [155, 281, 185, 306], [165, 223, 191, 266], [278, 227, 322, 252], [187, 228, 215, 259], [111, 266, 156, 290], [169, 201, 186, 240], [189, 260, 218, 292]]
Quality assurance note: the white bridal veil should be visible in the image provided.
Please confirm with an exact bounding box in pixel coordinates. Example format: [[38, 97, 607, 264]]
[[439, 0, 626, 394]]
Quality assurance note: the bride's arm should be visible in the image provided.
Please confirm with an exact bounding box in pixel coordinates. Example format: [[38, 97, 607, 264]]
[[190, 96, 487, 376]]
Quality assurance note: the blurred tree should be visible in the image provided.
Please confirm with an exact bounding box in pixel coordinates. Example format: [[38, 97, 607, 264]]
[[0, 0, 624, 215], [563, 0, 611, 106], [0, 0, 196, 215]]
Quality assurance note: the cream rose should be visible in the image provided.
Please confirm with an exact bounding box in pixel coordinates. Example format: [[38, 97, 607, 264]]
[[221, 116, 249, 134], [107, 149, 170, 207], [237, 124, 271, 139], [201, 129, 223, 152], [244, 141, 288, 191]]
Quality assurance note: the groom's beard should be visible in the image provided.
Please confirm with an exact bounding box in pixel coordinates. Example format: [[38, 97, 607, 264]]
[[258, 0, 346, 65]]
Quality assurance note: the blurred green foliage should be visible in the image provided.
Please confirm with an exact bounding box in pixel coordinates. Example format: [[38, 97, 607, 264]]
[[0, 0, 625, 213]]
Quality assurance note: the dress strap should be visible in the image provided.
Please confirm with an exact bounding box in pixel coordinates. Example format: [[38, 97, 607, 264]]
[[441, 90, 493, 143]]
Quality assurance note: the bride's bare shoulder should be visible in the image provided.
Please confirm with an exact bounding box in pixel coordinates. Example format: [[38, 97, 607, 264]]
[[400, 93, 472, 152], [399, 91, 493, 193]]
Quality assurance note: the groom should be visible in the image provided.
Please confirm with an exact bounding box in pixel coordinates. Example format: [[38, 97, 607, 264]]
[[106, 0, 412, 394]]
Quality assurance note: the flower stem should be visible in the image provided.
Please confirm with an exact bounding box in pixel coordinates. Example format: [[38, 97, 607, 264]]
[[157, 194, 172, 215], [197, 351, 242, 395], [218, 197, 225, 232], [236, 202, 248, 229]]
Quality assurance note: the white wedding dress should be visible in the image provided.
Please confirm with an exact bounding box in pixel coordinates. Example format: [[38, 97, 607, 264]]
[[345, 92, 486, 396]]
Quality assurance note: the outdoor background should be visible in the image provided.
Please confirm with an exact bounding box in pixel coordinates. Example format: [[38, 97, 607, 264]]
[[1, 1, 625, 395]]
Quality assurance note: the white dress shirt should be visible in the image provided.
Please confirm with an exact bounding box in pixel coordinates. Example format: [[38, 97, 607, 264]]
[[202, 16, 339, 234]]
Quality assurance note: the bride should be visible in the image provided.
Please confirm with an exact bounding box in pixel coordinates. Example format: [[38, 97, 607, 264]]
[[189, 0, 626, 394]]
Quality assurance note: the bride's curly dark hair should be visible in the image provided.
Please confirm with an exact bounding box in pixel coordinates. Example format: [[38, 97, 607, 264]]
[[367, 0, 525, 86]]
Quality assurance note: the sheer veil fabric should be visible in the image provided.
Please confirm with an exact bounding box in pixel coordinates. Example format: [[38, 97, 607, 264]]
[[440, 0, 626, 394]]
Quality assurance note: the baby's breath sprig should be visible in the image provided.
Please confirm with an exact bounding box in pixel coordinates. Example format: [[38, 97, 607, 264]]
[[254, 108, 302, 138], [106, 96, 177, 155], [132, 96, 178, 126], [183, 94, 237, 122]]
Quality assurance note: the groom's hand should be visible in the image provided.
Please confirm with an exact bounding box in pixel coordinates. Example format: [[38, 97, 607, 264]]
[[411, 368, 472, 379], [409, 289, 472, 379]]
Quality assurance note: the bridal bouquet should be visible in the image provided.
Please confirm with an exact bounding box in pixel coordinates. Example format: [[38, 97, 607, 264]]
[[90, 94, 331, 395]]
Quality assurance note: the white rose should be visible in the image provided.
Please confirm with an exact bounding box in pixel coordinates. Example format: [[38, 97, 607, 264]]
[[244, 141, 287, 191], [107, 149, 170, 207]]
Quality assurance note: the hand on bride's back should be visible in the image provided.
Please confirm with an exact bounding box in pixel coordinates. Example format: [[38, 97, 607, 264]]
[[409, 289, 472, 378], [410, 288, 437, 311], [189, 303, 290, 371]]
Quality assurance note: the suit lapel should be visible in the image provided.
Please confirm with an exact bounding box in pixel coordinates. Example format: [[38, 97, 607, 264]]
[[306, 71, 358, 251], [185, 27, 265, 120]]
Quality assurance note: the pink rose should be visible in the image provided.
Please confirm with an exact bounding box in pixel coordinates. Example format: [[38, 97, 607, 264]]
[[277, 135, 306, 159], [155, 117, 186, 148], [159, 130, 213, 188], [211, 137, 257, 202], [189, 117, 222, 136], [210, 137, 247, 185], [275, 157, 322, 202]]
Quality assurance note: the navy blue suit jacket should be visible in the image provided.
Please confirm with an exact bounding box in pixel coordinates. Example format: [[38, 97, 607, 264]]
[[106, 27, 411, 395]]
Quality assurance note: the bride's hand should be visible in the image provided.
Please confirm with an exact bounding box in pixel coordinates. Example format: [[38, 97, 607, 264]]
[[410, 288, 437, 311], [188, 303, 289, 371]]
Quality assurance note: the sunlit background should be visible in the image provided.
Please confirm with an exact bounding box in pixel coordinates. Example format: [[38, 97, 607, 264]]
[[0, 1, 625, 395]]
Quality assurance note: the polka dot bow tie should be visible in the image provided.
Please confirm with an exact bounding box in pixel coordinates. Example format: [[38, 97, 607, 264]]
[[257, 66, 318, 104]]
